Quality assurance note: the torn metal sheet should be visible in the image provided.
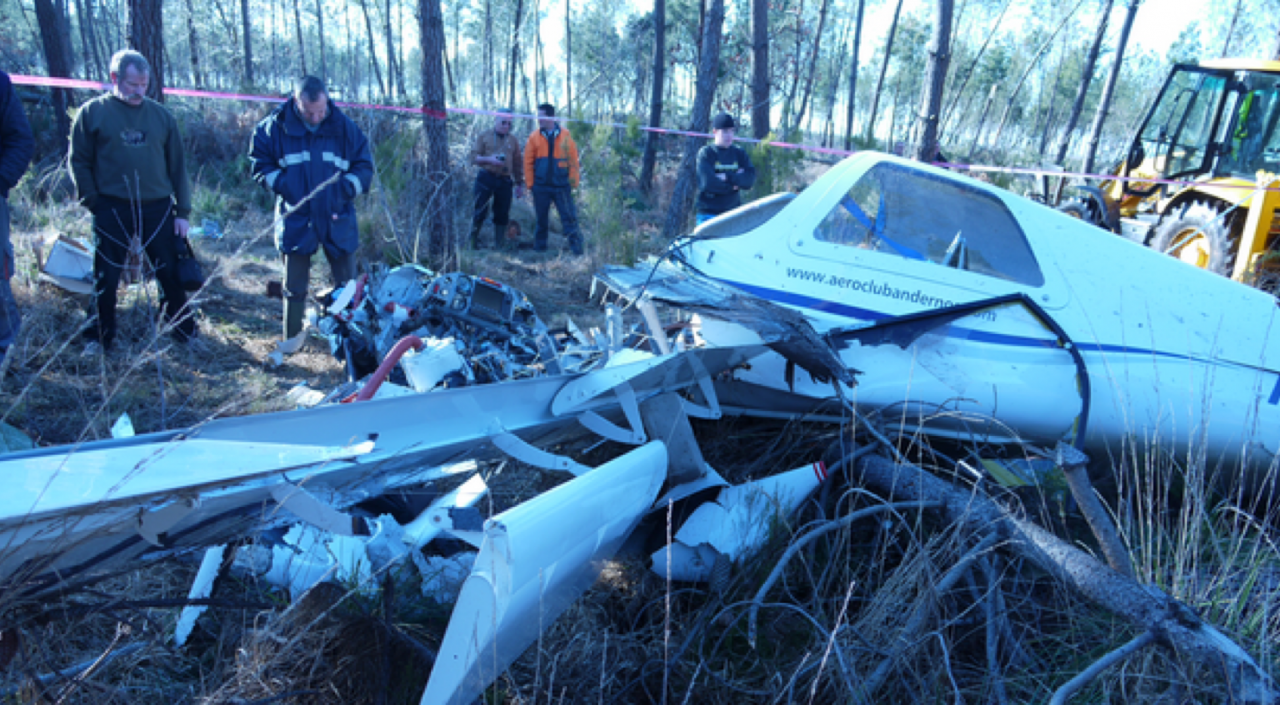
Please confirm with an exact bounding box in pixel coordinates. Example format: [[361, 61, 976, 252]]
[[595, 260, 855, 387], [39, 236, 94, 294], [652, 461, 830, 583], [423, 442, 667, 705]]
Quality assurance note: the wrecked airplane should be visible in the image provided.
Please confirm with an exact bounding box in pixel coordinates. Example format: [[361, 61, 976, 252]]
[[2, 150, 1278, 702], [598, 151, 1280, 480]]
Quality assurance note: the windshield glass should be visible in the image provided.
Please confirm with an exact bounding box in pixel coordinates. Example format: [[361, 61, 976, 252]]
[[812, 163, 1044, 286], [1222, 72, 1280, 177], [1139, 68, 1227, 177]]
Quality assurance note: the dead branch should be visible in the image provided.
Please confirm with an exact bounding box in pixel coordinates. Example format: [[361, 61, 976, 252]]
[[1055, 442, 1134, 578], [859, 532, 999, 698], [1049, 630, 1158, 705], [854, 453, 1280, 704], [747, 499, 941, 647]]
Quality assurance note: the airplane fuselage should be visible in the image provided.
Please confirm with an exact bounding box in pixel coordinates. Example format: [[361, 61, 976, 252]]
[[678, 152, 1280, 474]]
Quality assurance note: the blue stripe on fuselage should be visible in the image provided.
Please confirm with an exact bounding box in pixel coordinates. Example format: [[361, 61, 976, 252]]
[[1270, 377, 1280, 405], [720, 278, 1231, 364]]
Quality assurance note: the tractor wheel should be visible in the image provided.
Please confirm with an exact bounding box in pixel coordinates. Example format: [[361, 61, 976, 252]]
[[1149, 201, 1238, 277], [1057, 198, 1103, 228]]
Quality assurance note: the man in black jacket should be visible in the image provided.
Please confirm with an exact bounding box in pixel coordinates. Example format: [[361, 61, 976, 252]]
[[696, 113, 756, 225], [0, 70, 33, 364], [249, 76, 373, 355]]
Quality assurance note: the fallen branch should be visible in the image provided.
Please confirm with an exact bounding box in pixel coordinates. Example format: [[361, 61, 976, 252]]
[[854, 454, 1280, 704], [747, 499, 940, 647], [1055, 442, 1134, 578], [1050, 630, 1158, 705], [859, 532, 999, 698]]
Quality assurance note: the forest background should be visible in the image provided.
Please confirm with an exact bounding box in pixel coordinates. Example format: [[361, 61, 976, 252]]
[[4, 0, 1280, 259]]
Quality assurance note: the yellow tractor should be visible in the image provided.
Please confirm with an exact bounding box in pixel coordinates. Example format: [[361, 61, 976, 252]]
[[1062, 59, 1280, 290]]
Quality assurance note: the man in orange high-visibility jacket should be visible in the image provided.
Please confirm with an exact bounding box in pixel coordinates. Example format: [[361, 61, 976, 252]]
[[523, 103, 583, 255]]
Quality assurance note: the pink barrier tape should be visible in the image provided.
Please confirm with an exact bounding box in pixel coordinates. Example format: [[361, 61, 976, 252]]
[[13, 73, 1280, 192]]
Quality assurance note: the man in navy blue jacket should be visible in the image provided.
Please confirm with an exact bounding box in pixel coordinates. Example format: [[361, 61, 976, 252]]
[[0, 71, 34, 364], [249, 76, 373, 351]]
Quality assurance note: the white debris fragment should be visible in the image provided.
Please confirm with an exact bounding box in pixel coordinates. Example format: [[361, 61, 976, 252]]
[[173, 545, 226, 646], [652, 461, 830, 583], [110, 413, 134, 439]]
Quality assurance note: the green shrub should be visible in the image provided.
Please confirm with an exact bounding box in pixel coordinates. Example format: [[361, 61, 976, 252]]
[[747, 131, 806, 201], [579, 119, 642, 264]]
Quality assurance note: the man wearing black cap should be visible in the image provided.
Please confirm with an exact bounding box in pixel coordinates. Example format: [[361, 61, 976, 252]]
[[696, 113, 756, 224]]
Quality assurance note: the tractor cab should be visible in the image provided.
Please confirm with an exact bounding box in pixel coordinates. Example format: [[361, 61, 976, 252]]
[[1093, 60, 1280, 288]]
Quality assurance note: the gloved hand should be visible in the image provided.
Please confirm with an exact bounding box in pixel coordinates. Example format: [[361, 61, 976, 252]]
[[341, 177, 358, 201]]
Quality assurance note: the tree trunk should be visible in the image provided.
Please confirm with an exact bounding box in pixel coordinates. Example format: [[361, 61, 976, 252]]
[[1221, 0, 1242, 56], [418, 0, 453, 264], [793, 0, 831, 136], [641, 0, 667, 193], [750, 0, 769, 139], [863, 0, 903, 146], [128, 0, 165, 101], [988, 0, 1084, 152], [182, 0, 203, 87], [506, 0, 524, 108], [912, 0, 953, 162], [662, 0, 725, 240], [1051, 0, 1113, 167], [1083, 0, 1139, 175], [315, 0, 328, 81], [780, 0, 805, 132], [821, 19, 850, 148], [966, 81, 1000, 157], [535, 0, 546, 103], [270, 0, 279, 85], [565, 0, 572, 113], [241, 0, 254, 85], [1037, 61, 1061, 159], [76, 0, 105, 79], [34, 0, 74, 152], [384, 0, 403, 98], [357, 0, 386, 98], [843, 0, 865, 151], [288, 0, 306, 76], [939, 0, 1012, 141], [482, 0, 493, 104]]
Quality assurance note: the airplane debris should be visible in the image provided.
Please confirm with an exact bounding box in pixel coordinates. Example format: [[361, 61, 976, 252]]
[[423, 442, 668, 705], [38, 235, 94, 295], [651, 461, 829, 584], [173, 545, 226, 647]]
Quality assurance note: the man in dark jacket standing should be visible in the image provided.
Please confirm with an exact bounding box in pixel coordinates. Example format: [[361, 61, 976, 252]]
[[523, 104, 583, 255], [249, 76, 373, 355], [696, 113, 756, 225], [70, 49, 197, 355], [0, 70, 34, 364]]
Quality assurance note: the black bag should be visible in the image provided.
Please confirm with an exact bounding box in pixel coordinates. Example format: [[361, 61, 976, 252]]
[[177, 239, 205, 291]]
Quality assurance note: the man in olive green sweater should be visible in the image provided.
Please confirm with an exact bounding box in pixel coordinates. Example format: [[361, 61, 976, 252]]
[[70, 49, 197, 354]]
